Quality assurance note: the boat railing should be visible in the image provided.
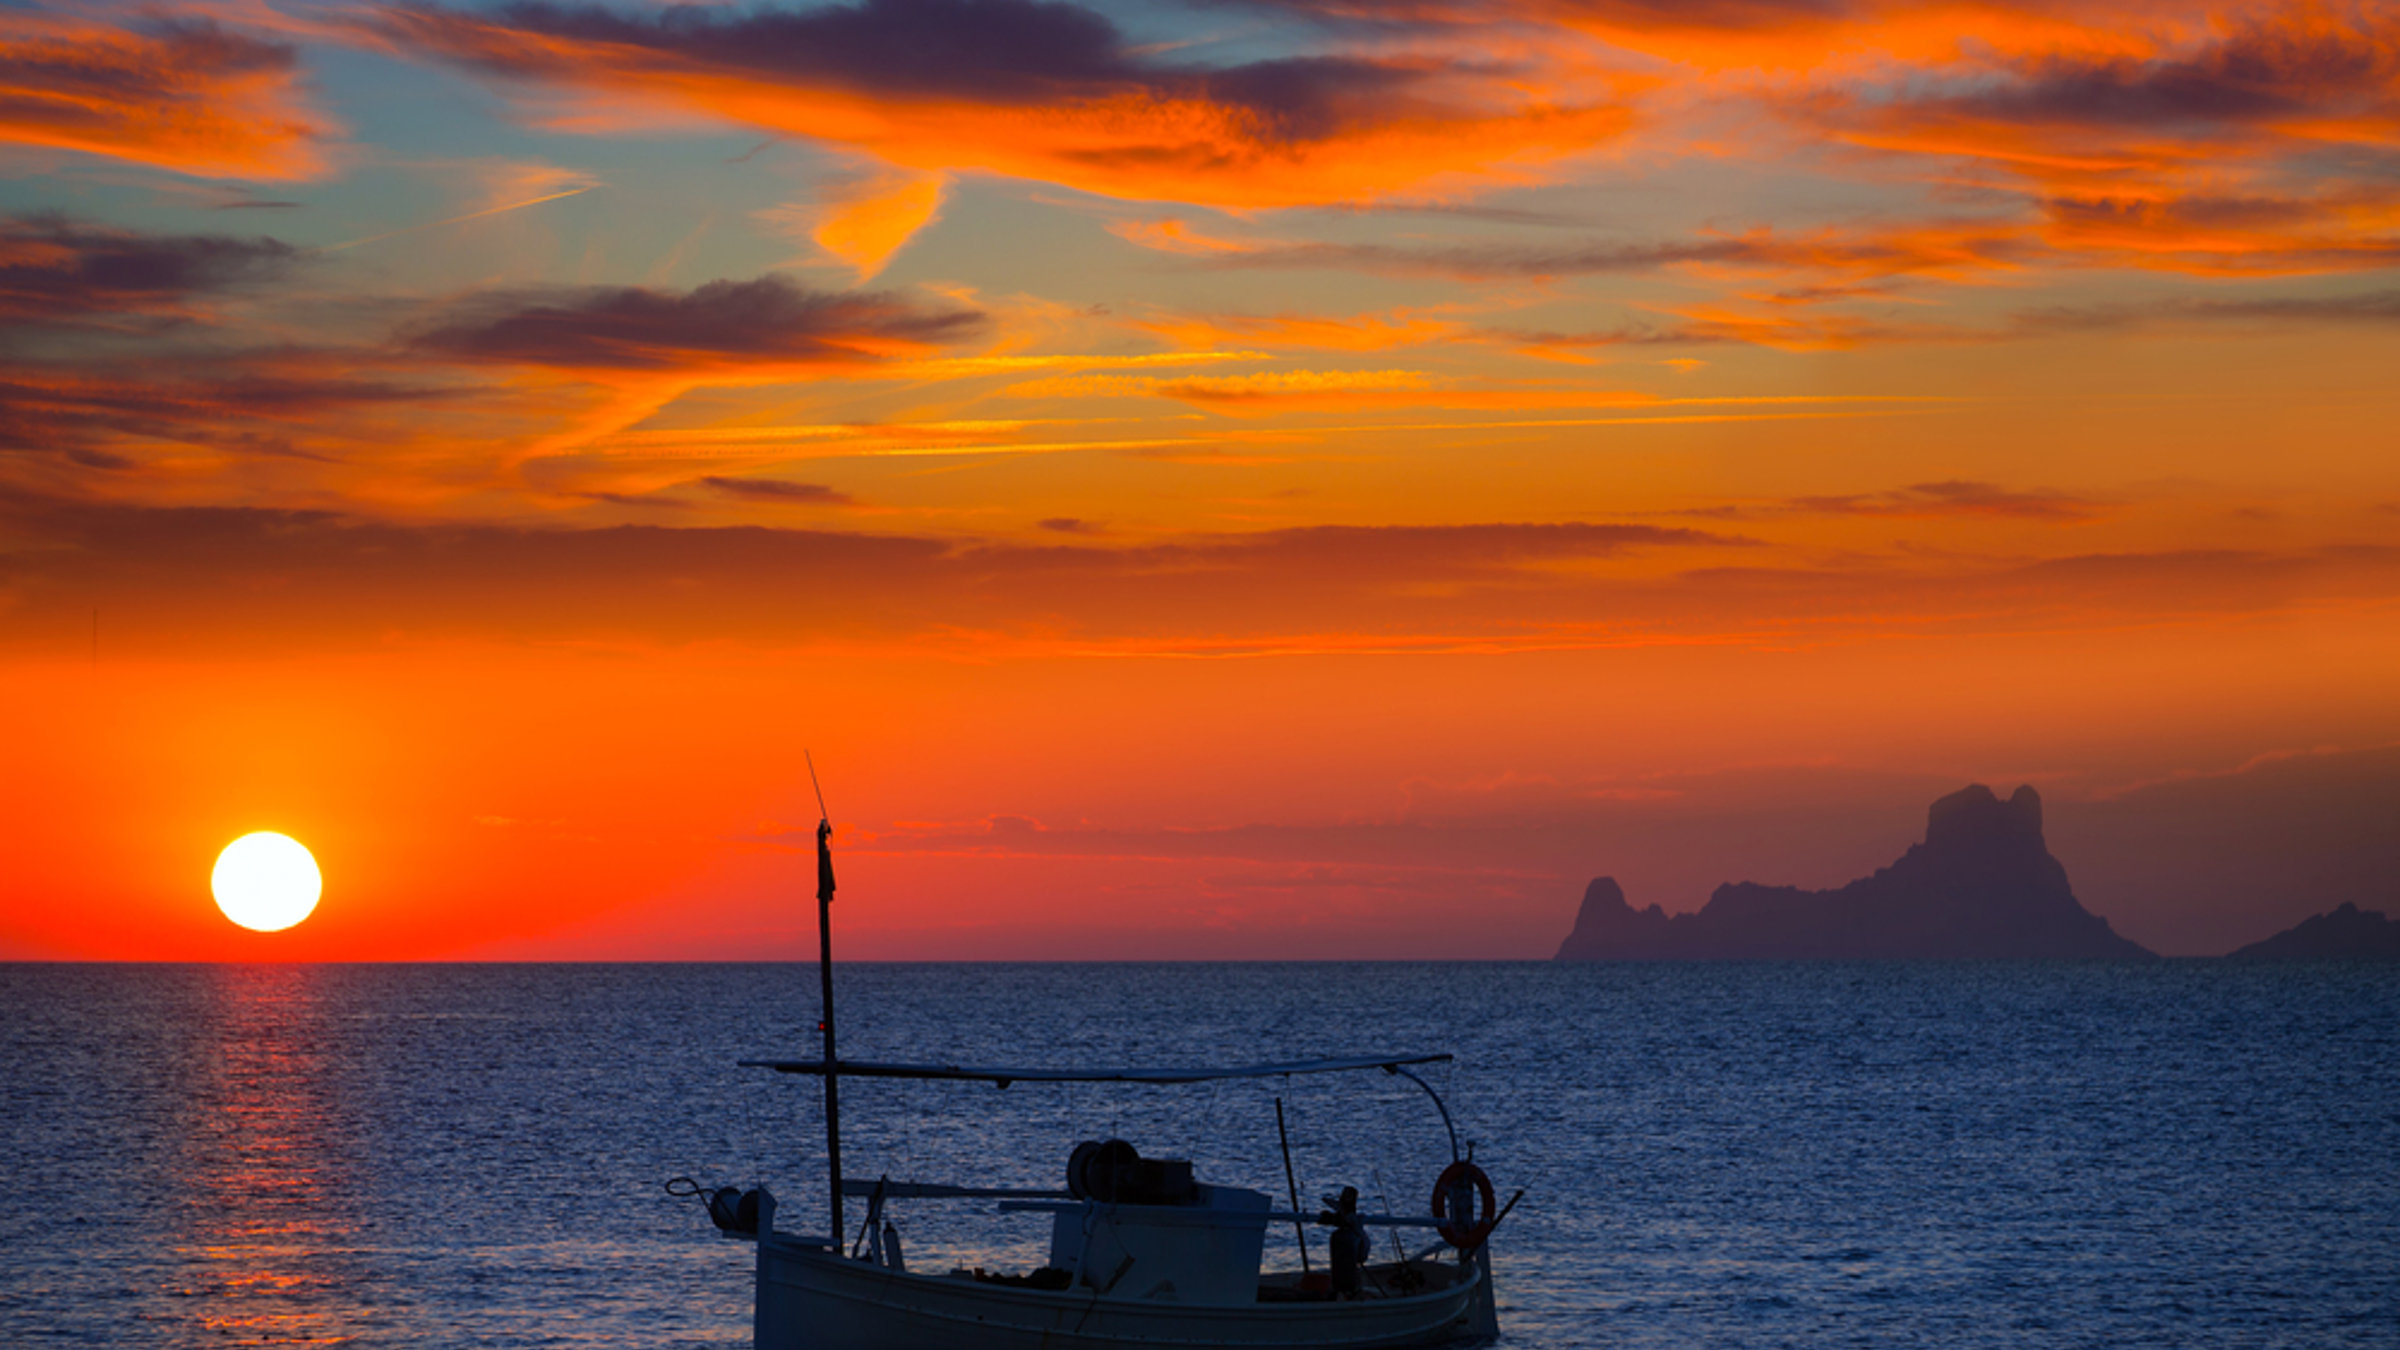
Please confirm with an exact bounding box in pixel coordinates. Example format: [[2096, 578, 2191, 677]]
[[839, 1180, 1072, 1200], [994, 1199, 1445, 1229]]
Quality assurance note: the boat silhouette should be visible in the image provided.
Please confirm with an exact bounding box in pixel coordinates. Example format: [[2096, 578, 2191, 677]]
[[685, 805, 1512, 1349]]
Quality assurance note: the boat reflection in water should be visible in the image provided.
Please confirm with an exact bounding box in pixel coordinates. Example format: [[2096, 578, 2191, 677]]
[[685, 815, 1513, 1350]]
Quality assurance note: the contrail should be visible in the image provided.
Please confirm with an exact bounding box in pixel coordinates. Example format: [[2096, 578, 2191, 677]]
[[320, 185, 600, 253]]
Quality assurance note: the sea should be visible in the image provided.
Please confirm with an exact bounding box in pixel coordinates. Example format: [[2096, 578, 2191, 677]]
[[2, 962, 2394, 1348]]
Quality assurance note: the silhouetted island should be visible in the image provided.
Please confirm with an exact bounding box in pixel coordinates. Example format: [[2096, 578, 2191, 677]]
[[1555, 784, 2156, 960], [2226, 903, 2400, 960]]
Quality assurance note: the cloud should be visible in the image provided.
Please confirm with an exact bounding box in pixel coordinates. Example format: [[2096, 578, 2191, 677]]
[[0, 354, 431, 463], [1781, 480, 2101, 522], [0, 214, 299, 331], [407, 274, 986, 371], [0, 16, 333, 179], [367, 0, 1636, 208], [1135, 307, 1475, 351], [1778, 4, 2400, 272], [0, 265, 991, 480], [1005, 367, 1438, 408], [699, 476, 855, 505], [2020, 288, 2400, 332], [1105, 218, 1264, 257], [0, 492, 1755, 649], [800, 168, 948, 280], [1138, 520, 1748, 572], [1895, 8, 2400, 139], [1149, 221, 2036, 289], [8, 484, 2400, 659]]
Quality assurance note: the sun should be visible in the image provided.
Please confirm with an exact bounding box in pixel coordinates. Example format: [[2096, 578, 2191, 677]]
[[211, 832, 322, 932]]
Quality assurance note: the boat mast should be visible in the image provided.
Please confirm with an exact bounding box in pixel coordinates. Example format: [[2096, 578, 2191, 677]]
[[809, 757, 843, 1246]]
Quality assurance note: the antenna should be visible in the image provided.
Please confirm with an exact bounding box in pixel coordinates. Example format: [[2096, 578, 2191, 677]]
[[805, 749, 830, 823]]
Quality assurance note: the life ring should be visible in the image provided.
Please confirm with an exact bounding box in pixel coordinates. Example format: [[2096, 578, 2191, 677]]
[[1430, 1160, 1497, 1249]]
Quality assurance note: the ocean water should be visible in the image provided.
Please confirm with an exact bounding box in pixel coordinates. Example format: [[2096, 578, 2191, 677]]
[[2, 961, 2394, 1348]]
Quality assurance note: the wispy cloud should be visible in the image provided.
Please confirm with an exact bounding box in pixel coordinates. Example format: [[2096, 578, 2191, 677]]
[[0, 213, 299, 330], [0, 15, 335, 179], [9, 488, 2397, 657]]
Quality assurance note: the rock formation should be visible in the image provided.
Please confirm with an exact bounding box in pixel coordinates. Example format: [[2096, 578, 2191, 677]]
[[2226, 903, 2400, 960], [1555, 784, 2155, 960]]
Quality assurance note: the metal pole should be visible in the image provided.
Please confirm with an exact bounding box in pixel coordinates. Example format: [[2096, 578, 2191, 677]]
[[816, 816, 843, 1246], [1274, 1097, 1311, 1276]]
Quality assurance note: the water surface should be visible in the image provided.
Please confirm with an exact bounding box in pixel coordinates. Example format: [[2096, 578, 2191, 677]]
[[3, 962, 2394, 1347]]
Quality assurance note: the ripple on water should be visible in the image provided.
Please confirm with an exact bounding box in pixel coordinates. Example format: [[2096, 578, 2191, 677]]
[[2, 960, 2396, 1348]]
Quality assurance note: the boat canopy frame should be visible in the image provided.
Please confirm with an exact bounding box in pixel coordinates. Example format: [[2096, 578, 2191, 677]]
[[739, 1053, 1450, 1087], [742, 1053, 1463, 1160]]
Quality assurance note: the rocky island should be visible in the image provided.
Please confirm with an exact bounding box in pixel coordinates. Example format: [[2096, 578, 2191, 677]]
[[1555, 783, 2155, 960], [2227, 902, 2400, 960]]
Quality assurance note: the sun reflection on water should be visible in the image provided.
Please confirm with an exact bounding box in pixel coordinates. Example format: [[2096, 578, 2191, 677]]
[[167, 965, 366, 1345]]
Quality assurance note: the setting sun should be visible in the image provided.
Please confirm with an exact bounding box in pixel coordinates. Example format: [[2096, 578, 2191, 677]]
[[211, 833, 322, 933]]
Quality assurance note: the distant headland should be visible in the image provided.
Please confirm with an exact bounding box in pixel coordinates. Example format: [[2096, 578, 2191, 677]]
[[2227, 903, 2400, 960], [1555, 784, 2156, 960]]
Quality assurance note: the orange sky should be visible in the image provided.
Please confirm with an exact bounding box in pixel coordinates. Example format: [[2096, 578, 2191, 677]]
[[3, 0, 2397, 958]]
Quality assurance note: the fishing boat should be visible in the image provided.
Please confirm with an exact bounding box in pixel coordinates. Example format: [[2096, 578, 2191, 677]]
[[680, 815, 1514, 1350]]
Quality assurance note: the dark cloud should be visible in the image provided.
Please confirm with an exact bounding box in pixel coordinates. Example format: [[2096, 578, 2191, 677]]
[[700, 476, 854, 505], [407, 274, 985, 370], [2019, 289, 2400, 332], [1198, 227, 2028, 282], [1140, 520, 1748, 570], [379, 0, 1429, 146], [1545, 0, 1855, 29], [1197, 56, 1419, 143], [1671, 480, 2100, 521], [1786, 480, 2099, 522], [1489, 322, 1740, 348], [387, 0, 1131, 101], [583, 490, 696, 510], [0, 357, 429, 458], [1209, 0, 1856, 34], [3, 489, 2395, 662], [0, 214, 298, 331], [0, 492, 1754, 650], [0, 489, 945, 611], [1206, 236, 1765, 278], [1946, 12, 2400, 130], [1039, 516, 1100, 533]]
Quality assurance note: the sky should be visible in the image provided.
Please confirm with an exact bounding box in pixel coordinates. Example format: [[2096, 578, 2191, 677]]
[[2, 0, 2396, 960]]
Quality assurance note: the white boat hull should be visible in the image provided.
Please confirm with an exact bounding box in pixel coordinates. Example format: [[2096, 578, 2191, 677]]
[[756, 1237, 1497, 1350]]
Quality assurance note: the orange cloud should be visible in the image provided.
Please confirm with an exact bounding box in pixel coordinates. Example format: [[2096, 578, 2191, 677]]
[[0, 15, 333, 179], [1005, 367, 1435, 409], [1776, 2, 2400, 271], [12, 486, 2400, 661], [367, 0, 1637, 208], [1105, 218, 1262, 257], [791, 168, 949, 280], [1136, 307, 1475, 351]]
